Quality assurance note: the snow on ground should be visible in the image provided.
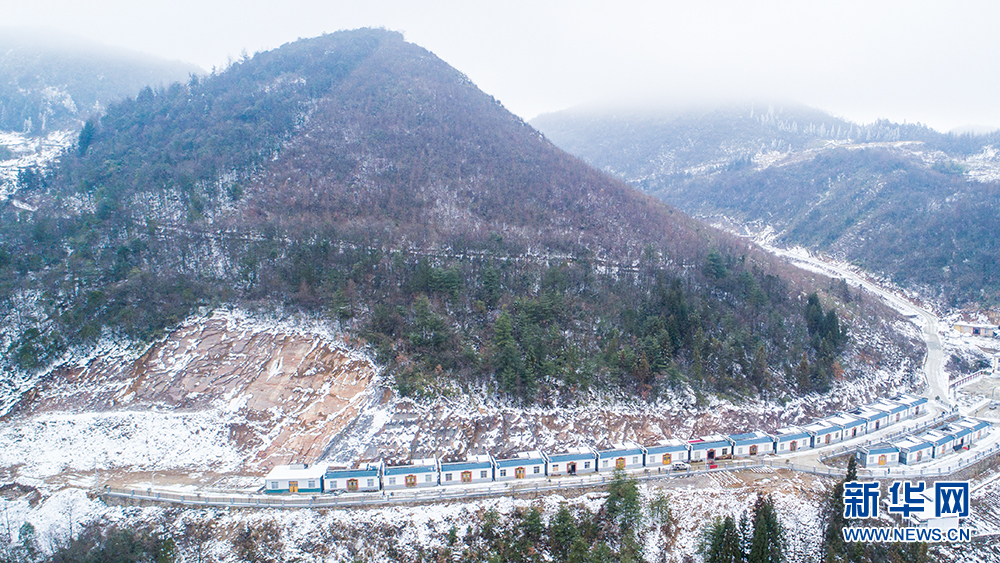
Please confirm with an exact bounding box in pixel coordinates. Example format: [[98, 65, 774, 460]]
[[0, 130, 75, 199], [0, 410, 245, 486], [0, 475, 831, 562]]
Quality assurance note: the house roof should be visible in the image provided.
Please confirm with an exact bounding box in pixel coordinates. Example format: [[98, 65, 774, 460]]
[[644, 439, 688, 454], [852, 408, 888, 421], [774, 427, 810, 442], [921, 431, 954, 446], [440, 460, 494, 472], [891, 437, 932, 451], [688, 436, 731, 450], [547, 446, 597, 463], [325, 468, 379, 479], [824, 414, 865, 428], [860, 444, 898, 456], [265, 464, 327, 481], [384, 463, 438, 475], [728, 431, 774, 446], [803, 421, 841, 435], [494, 455, 546, 468], [597, 442, 645, 457]]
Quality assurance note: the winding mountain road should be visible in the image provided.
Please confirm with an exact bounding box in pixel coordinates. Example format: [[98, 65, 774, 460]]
[[759, 245, 950, 406]]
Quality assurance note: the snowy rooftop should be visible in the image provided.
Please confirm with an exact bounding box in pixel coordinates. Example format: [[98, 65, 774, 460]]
[[265, 464, 328, 481]]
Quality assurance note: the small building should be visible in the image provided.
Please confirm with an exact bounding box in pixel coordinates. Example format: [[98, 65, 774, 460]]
[[921, 430, 956, 459], [851, 408, 889, 433], [597, 442, 646, 471], [688, 435, 732, 463], [870, 399, 910, 426], [324, 462, 382, 493], [439, 454, 495, 486], [264, 464, 326, 494], [728, 431, 774, 458], [644, 439, 689, 467], [857, 443, 899, 468], [954, 418, 991, 443], [825, 413, 867, 440], [940, 424, 973, 451], [494, 451, 547, 481], [803, 420, 844, 448], [547, 446, 597, 476], [892, 394, 928, 418], [383, 457, 439, 490], [773, 427, 812, 453], [892, 437, 933, 465], [953, 322, 997, 337]]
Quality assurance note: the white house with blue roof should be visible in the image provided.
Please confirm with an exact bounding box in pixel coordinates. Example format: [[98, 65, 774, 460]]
[[728, 431, 774, 458], [803, 420, 844, 447], [892, 394, 928, 418], [688, 435, 732, 462], [953, 418, 990, 445], [325, 462, 382, 493], [892, 436, 933, 465], [597, 442, 645, 471], [851, 407, 889, 433], [922, 430, 956, 459], [870, 399, 910, 426], [643, 438, 689, 467], [825, 413, 867, 440], [940, 423, 973, 451], [264, 464, 327, 494], [383, 457, 439, 490], [440, 454, 494, 486], [546, 446, 597, 476], [857, 443, 899, 467], [494, 450, 547, 481], [773, 427, 811, 453]]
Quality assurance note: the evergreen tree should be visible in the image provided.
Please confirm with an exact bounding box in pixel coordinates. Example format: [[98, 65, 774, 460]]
[[549, 505, 579, 563], [748, 494, 784, 563]]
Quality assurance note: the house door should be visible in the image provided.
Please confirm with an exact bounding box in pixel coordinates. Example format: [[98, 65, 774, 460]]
[[852, 428, 857, 438], [916, 451, 922, 462], [825, 434, 831, 445], [289, 481, 298, 493], [461, 471, 472, 483], [515, 467, 526, 479], [568, 462, 577, 475], [790, 442, 797, 452], [749, 445, 758, 456], [878, 455, 887, 466], [347, 479, 358, 492], [405, 475, 417, 487], [663, 453, 672, 465], [707, 449, 716, 460], [615, 457, 626, 470]]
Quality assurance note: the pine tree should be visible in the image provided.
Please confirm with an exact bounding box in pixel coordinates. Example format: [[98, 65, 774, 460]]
[[748, 494, 784, 563]]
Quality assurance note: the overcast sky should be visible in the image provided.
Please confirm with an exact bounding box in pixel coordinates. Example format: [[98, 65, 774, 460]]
[[6, 0, 1000, 132]]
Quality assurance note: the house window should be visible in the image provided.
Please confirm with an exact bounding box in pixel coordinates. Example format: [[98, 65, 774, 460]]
[[584, 461, 590, 469], [481, 470, 488, 479], [552, 464, 559, 472], [367, 479, 375, 488], [269, 481, 279, 489], [603, 459, 609, 467], [632, 456, 638, 464], [308, 480, 315, 489], [500, 469, 507, 477], [329, 480, 337, 489], [533, 466, 540, 474], [425, 474, 433, 482], [388, 477, 396, 485], [445, 473, 453, 481]]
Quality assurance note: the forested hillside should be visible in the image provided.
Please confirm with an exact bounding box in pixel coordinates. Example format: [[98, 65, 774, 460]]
[[533, 104, 1000, 306], [0, 30, 201, 134], [0, 30, 913, 408]]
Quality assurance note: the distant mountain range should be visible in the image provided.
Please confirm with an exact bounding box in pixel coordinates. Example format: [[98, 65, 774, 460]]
[[0, 30, 918, 410], [533, 103, 1000, 307], [0, 29, 202, 134]]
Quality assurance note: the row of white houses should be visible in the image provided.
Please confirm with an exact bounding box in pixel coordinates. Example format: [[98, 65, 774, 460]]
[[856, 417, 992, 468], [263, 393, 939, 493]]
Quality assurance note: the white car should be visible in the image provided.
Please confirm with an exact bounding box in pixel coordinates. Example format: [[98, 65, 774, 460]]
[[670, 461, 690, 471]]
